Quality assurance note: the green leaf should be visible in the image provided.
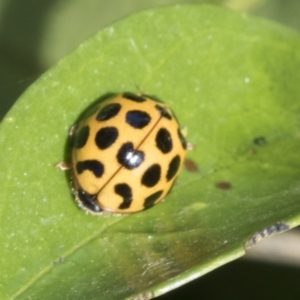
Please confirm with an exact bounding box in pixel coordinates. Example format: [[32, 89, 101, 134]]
[[1, 4, 300, 300]]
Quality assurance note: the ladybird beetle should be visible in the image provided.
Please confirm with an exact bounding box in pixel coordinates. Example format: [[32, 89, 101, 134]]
[[70, 92, 187, 214]]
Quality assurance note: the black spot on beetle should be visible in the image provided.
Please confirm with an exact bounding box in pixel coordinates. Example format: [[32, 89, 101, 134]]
[[156, 128, 173, 154], [141, 164, 161, 187], [95, 127, 118, 149], [122, 92, 146, 102], [144, 190, 163, 209], [177, 128, 187, 150], [155, 104, 172, 120], [126, 110, 151, 129], [73, 126, 89, 148], [77, 189, 102, 213], [96, 103, 121, 121], [76, 160, 104, 178], [117, 142, 144, 169], [166, 155, 181, 181], [115, 183, 133, 209]]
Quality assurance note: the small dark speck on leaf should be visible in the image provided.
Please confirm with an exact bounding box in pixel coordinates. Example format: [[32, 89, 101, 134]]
[[253, 136, 267, 146], [184, 159, 199, 172], [52, 256, 65, 265], [216, 181, 232, 190]]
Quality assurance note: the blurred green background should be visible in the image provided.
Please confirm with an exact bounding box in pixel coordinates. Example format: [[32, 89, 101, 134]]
[[1, 0, 299, 299]]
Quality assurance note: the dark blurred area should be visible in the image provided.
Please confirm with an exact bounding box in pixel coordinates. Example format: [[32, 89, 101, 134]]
[[0, 0, 59, 119], [157, 258, 300, 300]]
